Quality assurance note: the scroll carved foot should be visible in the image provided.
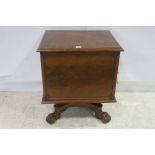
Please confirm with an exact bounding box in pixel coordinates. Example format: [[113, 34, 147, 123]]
[[95, 111, 111, 123], [46, 112, 61, 124], [46, 104, 67, 124], [87, 103, 111, 123]]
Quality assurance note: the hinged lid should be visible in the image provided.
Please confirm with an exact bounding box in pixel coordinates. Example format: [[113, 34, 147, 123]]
[[37, 30, 124, 52]]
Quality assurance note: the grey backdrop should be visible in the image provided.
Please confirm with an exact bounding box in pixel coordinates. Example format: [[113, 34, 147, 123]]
[[0, 26, 155, 91]]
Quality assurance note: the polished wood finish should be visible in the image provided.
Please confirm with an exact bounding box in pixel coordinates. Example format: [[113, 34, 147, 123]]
[[37, 30, 123, 124], [37, 30, 123, 52], [41, 52, 119, 104]]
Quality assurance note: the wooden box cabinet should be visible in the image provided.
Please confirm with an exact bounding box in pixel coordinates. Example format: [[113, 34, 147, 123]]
[[37, 30, 124, 124]]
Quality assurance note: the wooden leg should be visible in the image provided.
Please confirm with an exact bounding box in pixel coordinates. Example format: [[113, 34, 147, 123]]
[[46, 104, 68, 124], [87, 103, 111, 123], [46, 103, 111, 124]]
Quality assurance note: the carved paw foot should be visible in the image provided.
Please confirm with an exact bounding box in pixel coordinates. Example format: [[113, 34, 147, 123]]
[[46, 113, 61, 124], [95, 112, 111, 123]]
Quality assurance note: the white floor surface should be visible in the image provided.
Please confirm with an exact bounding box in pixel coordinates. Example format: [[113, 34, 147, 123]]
[[0, 91, 155, 128]]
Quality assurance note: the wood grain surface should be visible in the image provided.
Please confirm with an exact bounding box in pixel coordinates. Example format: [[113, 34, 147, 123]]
[[37, 30, 124, 52]]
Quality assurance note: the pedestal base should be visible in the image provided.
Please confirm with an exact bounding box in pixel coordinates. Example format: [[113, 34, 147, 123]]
[[46, 103, 111, 124]]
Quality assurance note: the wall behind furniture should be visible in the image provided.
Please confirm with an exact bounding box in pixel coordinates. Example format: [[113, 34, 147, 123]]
[[0, 26, 155, 91]]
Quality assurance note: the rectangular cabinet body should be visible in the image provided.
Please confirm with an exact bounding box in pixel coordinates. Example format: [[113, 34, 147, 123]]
[[37, 30, 123, 104]]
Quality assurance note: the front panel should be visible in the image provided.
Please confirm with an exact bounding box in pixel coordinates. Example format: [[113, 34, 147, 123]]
[[41, 52, 119, 103]]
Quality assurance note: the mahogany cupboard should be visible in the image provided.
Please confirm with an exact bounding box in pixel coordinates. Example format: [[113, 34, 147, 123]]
[[37, 30, 124, 124]]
